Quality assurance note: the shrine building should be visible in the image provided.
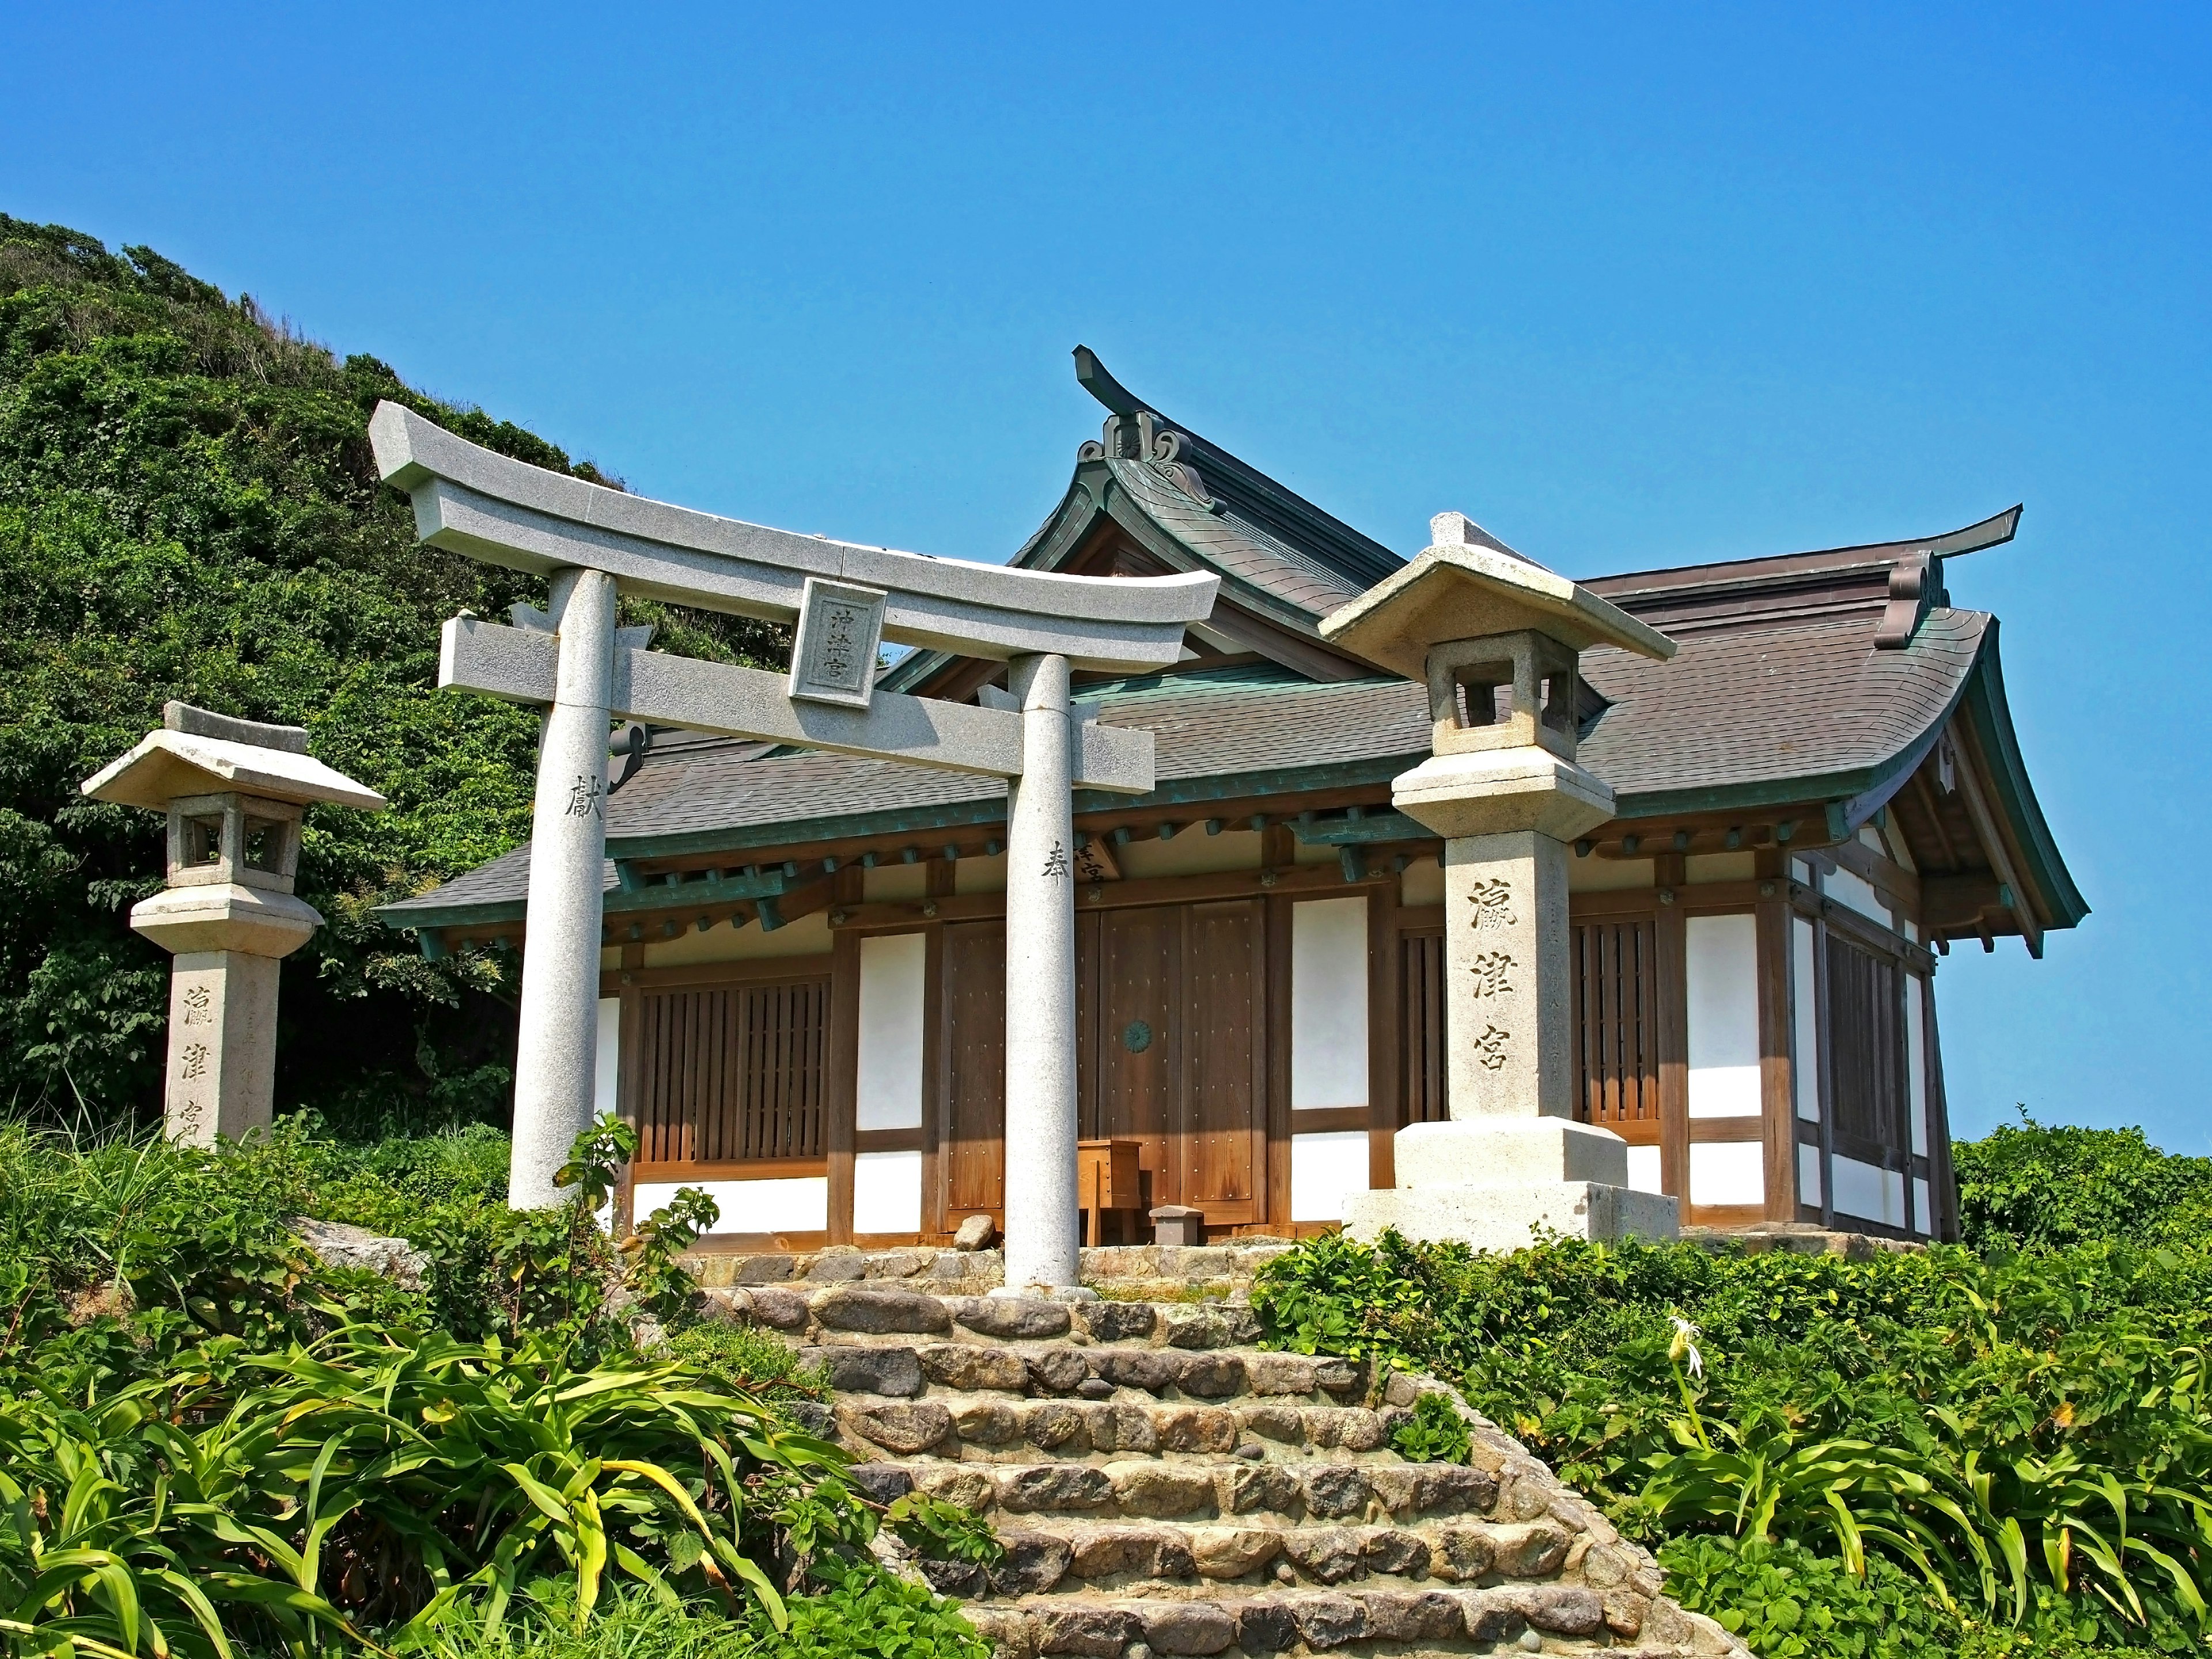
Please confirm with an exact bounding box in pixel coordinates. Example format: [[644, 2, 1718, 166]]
[[380, 351, 2084, 1248]]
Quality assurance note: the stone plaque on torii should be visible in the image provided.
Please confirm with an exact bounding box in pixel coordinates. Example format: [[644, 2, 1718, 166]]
[[368, 402, 1218, 1292]]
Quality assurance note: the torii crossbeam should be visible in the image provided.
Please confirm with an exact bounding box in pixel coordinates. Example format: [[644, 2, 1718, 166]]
[[370, 403, 1218, 1292]]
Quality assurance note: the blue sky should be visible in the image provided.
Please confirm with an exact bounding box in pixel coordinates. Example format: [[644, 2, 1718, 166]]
[[7, 3, 2207, 1150]]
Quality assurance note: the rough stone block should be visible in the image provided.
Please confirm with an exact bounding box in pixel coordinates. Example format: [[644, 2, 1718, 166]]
[[865, 1249, 929, 1279], [1429, 1526, 1498, 1581], [987, 1531, 1072, 1596], [953, 1400, 1022, 1444], [1603, 1586, 1652, 1637], [1243, 1353, 1316, 1396], [952, 1214, 998, 1251], [1312, 1358, 1364, 1396], [1283, 1527, 1365, 1584], [1082, 1403, 1158, 1454], [1138, 1602, 1236, 1657], [919, 1344, 1031, 1392], [845, 1463, 912, 1503], [960, 1607, 1036, 1659], [801, 1247, 869, 1281], [1216, 1463, 1301, 1516], [1236, 1405, 1306, 1444], [1412, 1463, 1499, 1515], [1459, 1589, 1528, 1643], [917, 1557, 986, 1598], [1189, 1526, 1281, 1580], [1033, 1604, 1136, 1657], [812, 1286, 950, 1334], [798, 1346, 922, 1398], [845, 1400, 952, 1455], [1361, 1529, 1430, 1577], [911, 1466, 996, 1511], [955, 1296, 1071, 1339], [1291, 1592, 1368, 1647], [1105, 1460, 1215, 1518], [1490, 1522, 1573, 1578], [1081, 1301, 1157, 1343], [748, 1287, 811, 1330], [734, 1254, 795, 1285], [998, 1464, 1113, 1513], [1176, 1354, 1247, 1397], [1355, 1590, 1461, 1641], [1026, 1349, 1092, 1394], [1153, 1405, 1238, 1454], [1300, 1467, 1369, 1518], [1363, 1467, 1421, 1514], [1022, 1401, 1088, 1452], [1229, 1599, 1300, 1654], [1510, 1584, 1605, 1636], [1096, 1349, 1180, 1391]]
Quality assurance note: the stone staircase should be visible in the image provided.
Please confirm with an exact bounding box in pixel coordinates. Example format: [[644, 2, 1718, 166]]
[[701, 1263, 1749, 1659]]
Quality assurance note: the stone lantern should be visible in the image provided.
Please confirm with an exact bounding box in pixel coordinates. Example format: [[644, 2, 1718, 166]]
[[1323, 514, 1683, 1249], [81, 703, 386, 1144]]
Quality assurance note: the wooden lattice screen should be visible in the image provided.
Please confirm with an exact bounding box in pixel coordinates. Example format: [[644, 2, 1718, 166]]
[[1571, 917, 1660, 1130], [633, 976, 830, 1166], [1826, 934, 1905, 1146], [1401, 930, 1449, 1124]]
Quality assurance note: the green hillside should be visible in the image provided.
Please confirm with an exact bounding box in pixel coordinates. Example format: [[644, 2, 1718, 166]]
[[0, 214, 778, 1130]]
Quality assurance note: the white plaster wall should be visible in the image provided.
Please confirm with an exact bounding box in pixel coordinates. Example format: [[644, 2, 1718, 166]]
[[1690, 1141, 1764, 1208], [1791, 916, 1820, 1122], [855, 1150, 923, 1234], [1626, 1143, 1664, 1194], [1686, 853, 1755, 884], [1115, 828, 1263, 880], [1914, 1177, 1933, 1236], [595, 997, 620, 1120], [1568, 856, 1656, 893], [865, 863, 929, 903], [1905, 975, 1930, 1157], [1687, 914, 1760, 1118], [640, 912, 831, 967], [955, 853, 1008, 895], [1291, 1131, 1369, 1221], [1291, 897, 1368, 1109], [1799, 1142, 1823, 1207], [634, 1176, 828, 1234], [1399, 855, 1444, 907], [1292, 836, 1338, 867], [1831, 1156, 1905, 1229], [857, 933, 927, 1131], [1823, 865, 1891, 930]]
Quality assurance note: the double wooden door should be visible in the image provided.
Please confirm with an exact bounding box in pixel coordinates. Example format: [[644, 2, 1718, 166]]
[[935, 899, 1269, 1233]]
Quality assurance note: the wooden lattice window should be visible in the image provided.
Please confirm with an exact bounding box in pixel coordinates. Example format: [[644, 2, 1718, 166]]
[[1826, 935, 1905, 1147], [1402, 930, 1448, 1124], [633, 975, 830, 1168], [1571, 918, 1660, 1129]]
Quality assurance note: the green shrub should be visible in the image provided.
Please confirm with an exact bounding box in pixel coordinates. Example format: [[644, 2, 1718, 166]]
[[1389, 1391, 1472, 1464], [1658, 1535, 1956, 1658], [1955, 1112, 2212, 1252]]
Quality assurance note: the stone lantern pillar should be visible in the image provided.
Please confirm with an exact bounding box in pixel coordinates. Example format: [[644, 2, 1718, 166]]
[[81, 703, 386, 1145], [1323, 515, 1683, 1251]]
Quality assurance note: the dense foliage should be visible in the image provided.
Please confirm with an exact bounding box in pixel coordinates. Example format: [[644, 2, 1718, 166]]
[[0, 214, 781, 1134], [0, 1119, 988, 1659], [1253, 1119, 2212, 1658]]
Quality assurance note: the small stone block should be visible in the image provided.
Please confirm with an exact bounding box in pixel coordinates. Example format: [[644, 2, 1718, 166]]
[[1149, 1205, 1204, 1247]]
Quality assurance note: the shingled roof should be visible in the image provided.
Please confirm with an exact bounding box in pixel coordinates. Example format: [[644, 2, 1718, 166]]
[[381, 357, 2084, 948]]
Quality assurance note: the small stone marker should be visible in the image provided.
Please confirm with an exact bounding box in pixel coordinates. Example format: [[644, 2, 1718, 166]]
[[80, 703, 385, 1145], [1322, 514, 1681, 1251]]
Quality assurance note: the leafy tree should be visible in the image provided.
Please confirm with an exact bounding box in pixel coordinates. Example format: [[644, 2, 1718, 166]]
[[0, 214, 781, 1132]]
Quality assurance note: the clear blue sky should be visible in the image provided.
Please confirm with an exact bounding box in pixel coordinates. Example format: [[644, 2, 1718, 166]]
[[7, 3, 2206, 1150]]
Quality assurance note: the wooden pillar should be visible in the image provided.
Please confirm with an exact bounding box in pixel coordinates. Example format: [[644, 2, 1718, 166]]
[[824, 922, 862, 1244], [919, 923, 947, 1235], [1922, 974, 1959, 1241], [1366, 878, 1402, 1192], [1263, 891, 1295, 1230], [1754, 851, 1797, 1222], [1653, 856, 1690, 1205], [611, 941, 645, 1238]]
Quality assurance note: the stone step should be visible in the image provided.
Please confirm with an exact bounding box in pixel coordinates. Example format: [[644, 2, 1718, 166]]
[[951, 1579, 1729, 1658], [685, 1241, 1298, 1302], [836, 1393, 1423, 1463], [910, 1513, 1594, 1596], [850, 1459, 1505, 1527], [706, 1283, 1287, 1354], [796, 1341, 1382, 1407]]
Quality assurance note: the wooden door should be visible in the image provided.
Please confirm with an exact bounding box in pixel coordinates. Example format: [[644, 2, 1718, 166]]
[[1092, 904, 1181, 1201], [1182, 899, 1266, 1218], [939, 922, 1005, 1221]]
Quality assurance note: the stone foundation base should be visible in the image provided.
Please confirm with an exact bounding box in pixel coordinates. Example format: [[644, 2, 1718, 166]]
[[1343, 1180, 1680, 1251]]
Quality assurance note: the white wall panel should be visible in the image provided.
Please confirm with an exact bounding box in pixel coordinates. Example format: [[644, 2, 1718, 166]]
[[634, 1177, 827, 1234], [1626, 1143, 1664, 1194], [1791, 917, 1820, 1122], [1831, 1156, 1906, 1229], [1824, 865, 1889, 929], [857, 933, 927, 1131], [1906, 975, 1930, 1157], [1687, 914, 1760, 1117], [1291, 899, 1369, 1109], [855, 1150, 923, 1234], [595, 997, 620, 1120], [1914, 1178, 1933, 1237], [1799, 1142, 1824, 1206], [1690, 1141, 1764, 1207], [1291, 1131, 1369, 1221]]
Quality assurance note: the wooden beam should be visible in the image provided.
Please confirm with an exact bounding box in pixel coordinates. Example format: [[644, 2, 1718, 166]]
[[1945, 723, 2043, 957], [826, 858, 1367, 932], [1654, 869, 1690, 1207], [824, 927, 861, 1245], [1366, 882, 1401, 1192], [1755, 850, 1798, 1222]]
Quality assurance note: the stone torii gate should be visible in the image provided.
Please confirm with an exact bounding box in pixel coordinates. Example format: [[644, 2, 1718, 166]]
[[369, 403, 1217, 1292]]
